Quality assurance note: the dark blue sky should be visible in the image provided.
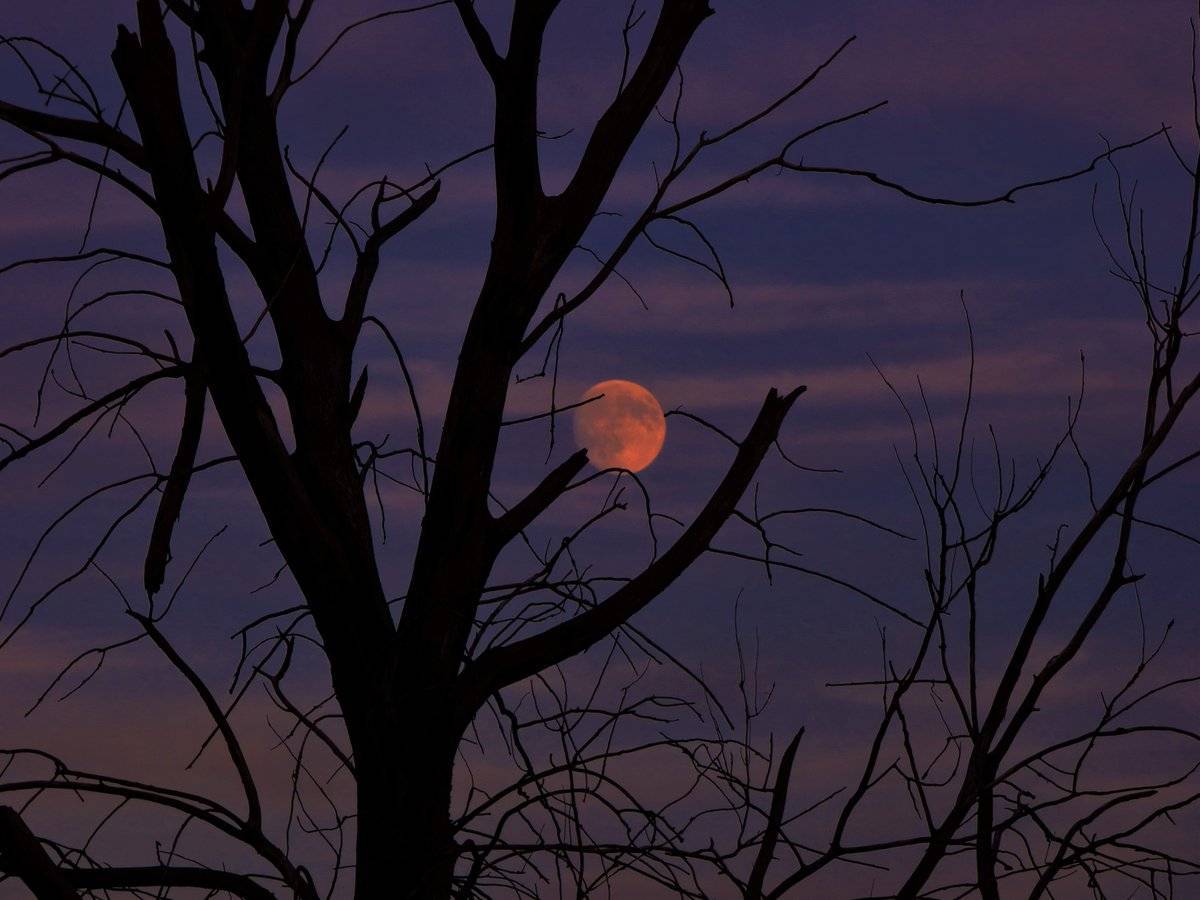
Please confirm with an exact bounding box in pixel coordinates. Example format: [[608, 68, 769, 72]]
[[1, 2, 1198, 896]]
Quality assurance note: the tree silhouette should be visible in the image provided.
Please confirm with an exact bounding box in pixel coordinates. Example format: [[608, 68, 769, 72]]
[[0, 2, 1196, 898]]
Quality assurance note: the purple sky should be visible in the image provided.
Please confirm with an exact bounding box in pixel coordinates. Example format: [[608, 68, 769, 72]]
[[1, 2, 1198, 896]]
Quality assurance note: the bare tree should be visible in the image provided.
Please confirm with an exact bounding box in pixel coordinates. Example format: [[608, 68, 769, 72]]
[[0, 2, 1191, 898]]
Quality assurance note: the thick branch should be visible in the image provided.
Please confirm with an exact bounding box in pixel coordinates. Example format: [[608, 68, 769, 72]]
[[746, 727, 805, 900], [453, 0, 501, 76], [459, 385, 804, 709], [184, 0, 336, 374], [555, 0, 711, 232], [0, 807, 80, 900], [343, 180, 441, 333], [491, 448, 589, 547], [0, 100, 146, 167], [144, 370, 206, 595]]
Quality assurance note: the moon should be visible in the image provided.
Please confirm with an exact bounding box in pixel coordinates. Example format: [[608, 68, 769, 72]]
[[573, 379, 667, 472]]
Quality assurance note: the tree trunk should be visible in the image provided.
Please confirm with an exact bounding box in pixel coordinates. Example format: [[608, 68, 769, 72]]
[[353, 712, 458, 900]]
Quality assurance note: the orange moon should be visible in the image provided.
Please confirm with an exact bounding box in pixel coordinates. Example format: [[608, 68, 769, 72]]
[[573, 379, 666, 472]]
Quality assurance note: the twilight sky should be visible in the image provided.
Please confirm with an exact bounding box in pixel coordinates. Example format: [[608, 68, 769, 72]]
[[1, 1, 1198, 897]]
